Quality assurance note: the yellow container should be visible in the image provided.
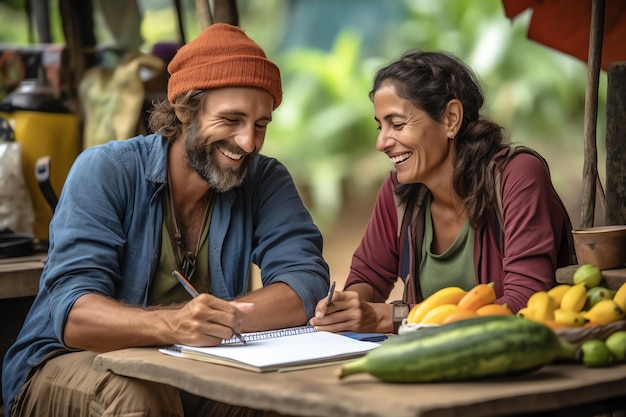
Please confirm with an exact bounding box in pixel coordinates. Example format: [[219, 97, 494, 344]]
[[0, 110, 80, 241]]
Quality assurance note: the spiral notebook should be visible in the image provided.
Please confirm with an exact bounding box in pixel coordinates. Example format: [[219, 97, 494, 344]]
[[159, 326, 380, 372], [221, 325, 317, 344]]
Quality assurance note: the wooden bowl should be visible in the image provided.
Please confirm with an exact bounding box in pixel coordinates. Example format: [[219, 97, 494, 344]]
[[555, 320, 626, 348], [572, 225, 626, 270], [398, 319, 439, 335]]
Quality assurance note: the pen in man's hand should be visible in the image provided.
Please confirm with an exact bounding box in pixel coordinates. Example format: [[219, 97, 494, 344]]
[[326, 281, 336, 306], [172, 270, 247, 345]]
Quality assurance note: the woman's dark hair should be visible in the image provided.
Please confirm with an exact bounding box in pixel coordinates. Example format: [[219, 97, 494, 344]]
[[148, 90, 209, 141], [370, 50, 509, 228]]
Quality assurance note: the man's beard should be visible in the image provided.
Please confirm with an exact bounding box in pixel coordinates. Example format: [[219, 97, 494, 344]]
[[184, 118, 255, 192]]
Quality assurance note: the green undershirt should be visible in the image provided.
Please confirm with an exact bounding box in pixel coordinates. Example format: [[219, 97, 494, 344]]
[[419, 194, 476, 299], [148, 186, 212, 306]]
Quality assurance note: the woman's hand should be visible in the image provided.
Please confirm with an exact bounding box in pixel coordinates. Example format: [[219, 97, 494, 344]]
[[309, 290, 391, 333]]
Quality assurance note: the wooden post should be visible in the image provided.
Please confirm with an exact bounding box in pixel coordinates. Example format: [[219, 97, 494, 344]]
[[580, 0, 605, 228], [58, 0, 96, 107], [195, 0, 214, 29], [173, 0, 186, 45], [605, 61, 626, 225], [194, 0, 238, 30], [214, 0, 239, 25]]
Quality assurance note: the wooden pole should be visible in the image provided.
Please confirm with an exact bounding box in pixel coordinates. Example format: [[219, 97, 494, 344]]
[[195, 0, 214, 29], [605, 61, 626, 225], [58, 0, 96, 105], [173, 0, 186, 45], [580, 0, 605, 228], [214, 0, 239, 25], [31, 0, 52, 43]]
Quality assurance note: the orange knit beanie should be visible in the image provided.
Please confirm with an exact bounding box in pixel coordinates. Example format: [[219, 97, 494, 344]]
[[167, 23, 282, 109]]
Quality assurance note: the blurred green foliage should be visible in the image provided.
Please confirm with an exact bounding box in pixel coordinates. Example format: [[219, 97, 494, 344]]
[[250, 0, 606, 228], [0, 3, 29, 42], [0, 0, 24, 10], [0, 0, 607, 231], [263, 31, 387, 227]]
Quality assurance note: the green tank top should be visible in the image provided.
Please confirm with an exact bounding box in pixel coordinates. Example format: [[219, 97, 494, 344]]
[[419, 194, 475, 299], [148, 185, 213, 306]]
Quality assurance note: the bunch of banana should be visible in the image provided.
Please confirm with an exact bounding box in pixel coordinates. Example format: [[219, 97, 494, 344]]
[[517, 264, 626, 329], [405, 282, 512, 326]]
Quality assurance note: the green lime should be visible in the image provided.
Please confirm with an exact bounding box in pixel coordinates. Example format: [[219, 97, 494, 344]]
[[605, 331, 626, 362], [573, 264, 602, 289], [580, 339, 614, 368]]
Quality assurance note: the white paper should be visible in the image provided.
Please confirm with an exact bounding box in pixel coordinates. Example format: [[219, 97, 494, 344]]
[[161, 331, 380, 372]]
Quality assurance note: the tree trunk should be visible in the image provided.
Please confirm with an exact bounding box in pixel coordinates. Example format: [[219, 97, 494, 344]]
[[605, 61, 626, 225], [580, 0, 605, 228]]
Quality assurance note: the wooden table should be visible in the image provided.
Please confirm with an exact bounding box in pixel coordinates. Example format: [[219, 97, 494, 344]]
[[0, 254, 44, 416], [0, 254, 45, 299], [94, 348, 626, 417]]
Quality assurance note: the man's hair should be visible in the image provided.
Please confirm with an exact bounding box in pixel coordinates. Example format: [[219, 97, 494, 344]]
[[148, 90, 209, 141]]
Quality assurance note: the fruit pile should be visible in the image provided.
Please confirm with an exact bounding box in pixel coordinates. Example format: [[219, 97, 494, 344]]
[[405, 282, 509, 326], [518, 264, 626, 329], [514, 263, 626, 368], [399, 264, 626, 369], [578, 332, 626, 367]]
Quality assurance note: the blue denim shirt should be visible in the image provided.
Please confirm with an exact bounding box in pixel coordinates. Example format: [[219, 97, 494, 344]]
[[2, 134, 329, 410]]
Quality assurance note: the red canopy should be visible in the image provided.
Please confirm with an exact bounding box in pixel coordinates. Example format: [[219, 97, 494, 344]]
[[503, 0, 626, 71]]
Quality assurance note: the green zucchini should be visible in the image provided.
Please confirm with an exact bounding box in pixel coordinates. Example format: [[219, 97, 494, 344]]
[[337, 316, 567, 382]]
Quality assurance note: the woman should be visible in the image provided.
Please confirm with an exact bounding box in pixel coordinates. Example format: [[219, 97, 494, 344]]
[[311, 50, 575, 333]]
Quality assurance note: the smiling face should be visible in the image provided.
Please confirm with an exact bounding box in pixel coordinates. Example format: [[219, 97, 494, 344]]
[[183, 87, 274, 192], [373, 81, 458, 186]]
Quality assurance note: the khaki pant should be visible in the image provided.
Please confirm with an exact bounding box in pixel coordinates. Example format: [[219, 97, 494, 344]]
[[10, 351, 267, 417]]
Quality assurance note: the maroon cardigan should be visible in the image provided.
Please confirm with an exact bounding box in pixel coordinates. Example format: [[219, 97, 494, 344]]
[[345, 152, 575, 313]]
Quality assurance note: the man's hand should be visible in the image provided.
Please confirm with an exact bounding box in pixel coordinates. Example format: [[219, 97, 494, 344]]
[[64, 283, 304, 352], [63, 293, 254, 352], [170, 294, 254, 346]]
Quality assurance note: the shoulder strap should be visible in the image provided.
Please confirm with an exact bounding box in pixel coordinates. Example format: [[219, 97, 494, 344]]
[[491, 146, 550, 252], [392, 176, 410, 281], [396, 183, 428, 303], [494, 146, 547, 214], [490, 145, 577, 264]]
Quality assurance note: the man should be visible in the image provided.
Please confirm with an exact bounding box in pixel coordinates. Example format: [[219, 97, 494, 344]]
[[2, 23, 329, 416]]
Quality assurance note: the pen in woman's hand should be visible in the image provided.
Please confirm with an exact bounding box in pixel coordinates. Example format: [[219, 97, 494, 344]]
[[326, 281, 336, 306], [172, 270, 247, 345]]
